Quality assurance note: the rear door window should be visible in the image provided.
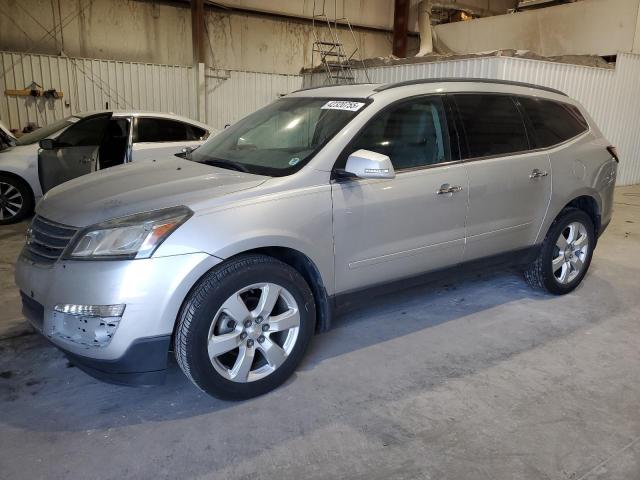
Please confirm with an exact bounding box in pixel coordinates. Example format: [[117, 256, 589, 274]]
[[453, 94, 529, 158], [518, 97, 588, 147], [135, 118, 193, 142]]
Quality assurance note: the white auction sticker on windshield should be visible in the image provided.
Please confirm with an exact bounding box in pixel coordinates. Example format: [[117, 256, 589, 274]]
[[321, 100, 365, 111]]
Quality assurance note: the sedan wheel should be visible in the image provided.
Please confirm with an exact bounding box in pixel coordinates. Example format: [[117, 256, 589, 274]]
[[0, 181, 24, 221], [0, 176, 33, 225]]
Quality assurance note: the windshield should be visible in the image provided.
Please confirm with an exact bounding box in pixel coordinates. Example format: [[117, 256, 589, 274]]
[[0, 126, 14, 151], [15, 116, 80, 146], [191, 97, 368, 176]]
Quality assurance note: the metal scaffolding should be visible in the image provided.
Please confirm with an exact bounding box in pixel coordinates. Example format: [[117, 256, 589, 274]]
[[311, 0, 370, 85]]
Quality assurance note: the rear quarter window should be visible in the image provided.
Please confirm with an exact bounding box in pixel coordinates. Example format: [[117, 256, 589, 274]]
[[518, 97, 588, 148], [187, 124, 208, 140]]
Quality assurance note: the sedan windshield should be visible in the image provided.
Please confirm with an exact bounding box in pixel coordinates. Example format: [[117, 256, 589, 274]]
[[15, 116, 80, 146], [0, 127, 14, 151], [191, 97, 368, 176]]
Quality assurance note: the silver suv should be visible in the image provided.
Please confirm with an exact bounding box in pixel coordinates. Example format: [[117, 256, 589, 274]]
[[15, 79, 618, 399]]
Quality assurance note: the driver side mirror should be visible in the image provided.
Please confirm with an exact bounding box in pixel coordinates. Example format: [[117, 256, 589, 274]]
[[39, 138, 57, 150], [343, 149, 395, 180]]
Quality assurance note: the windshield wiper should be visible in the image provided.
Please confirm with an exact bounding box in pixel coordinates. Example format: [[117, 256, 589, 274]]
[[201, 158, 251, 173]]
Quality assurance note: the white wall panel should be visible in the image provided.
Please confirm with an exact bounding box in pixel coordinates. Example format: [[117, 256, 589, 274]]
[[498, 54, 640, 186], [0, 51, 196, 131], [1, 50, 304, 142], [305, 54, 640, 185]]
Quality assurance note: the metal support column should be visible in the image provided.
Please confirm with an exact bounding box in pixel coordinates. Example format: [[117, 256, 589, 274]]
[[191, 0, 206, 122]]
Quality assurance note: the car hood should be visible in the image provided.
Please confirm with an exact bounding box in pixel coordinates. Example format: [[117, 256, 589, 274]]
[[37, 157, 269, 227], [0, 143, 38, 156]]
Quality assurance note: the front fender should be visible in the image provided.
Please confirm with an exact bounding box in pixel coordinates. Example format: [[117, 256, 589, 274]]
[[0, 145, 42, 198], [155, 186, 336, 294]]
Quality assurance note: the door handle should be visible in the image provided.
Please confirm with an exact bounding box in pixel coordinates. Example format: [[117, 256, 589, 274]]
[[79, 156, 93, 164], [437, 184, 463, 195], [529, 168, 548, 179]]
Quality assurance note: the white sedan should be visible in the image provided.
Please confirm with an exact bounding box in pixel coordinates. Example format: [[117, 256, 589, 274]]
[[0, 111, 215, 224]]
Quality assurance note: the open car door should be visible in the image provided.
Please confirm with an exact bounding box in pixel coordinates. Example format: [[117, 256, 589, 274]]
[[38, 112, 112, 193]]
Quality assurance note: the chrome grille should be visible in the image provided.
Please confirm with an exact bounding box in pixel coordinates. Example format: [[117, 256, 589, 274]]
[[24, 215, 78, 264]]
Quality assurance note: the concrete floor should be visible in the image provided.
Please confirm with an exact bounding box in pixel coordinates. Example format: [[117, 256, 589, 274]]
[[0, 186, 639, 480]]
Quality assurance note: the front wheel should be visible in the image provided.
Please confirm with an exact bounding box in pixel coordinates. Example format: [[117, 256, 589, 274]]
[[524, 208, 595, 294], [0, 175, 34, 225], [175, 254, 316, 400]]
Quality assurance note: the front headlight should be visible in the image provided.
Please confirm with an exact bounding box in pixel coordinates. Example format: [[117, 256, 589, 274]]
[[66, 206, 193, 260]]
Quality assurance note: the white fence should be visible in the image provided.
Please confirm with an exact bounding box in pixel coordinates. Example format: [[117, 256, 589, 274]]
[[0, 51, 303, 134], [305, 53, 640, 185]]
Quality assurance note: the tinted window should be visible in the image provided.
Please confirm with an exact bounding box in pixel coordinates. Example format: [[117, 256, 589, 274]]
[[57, 115, 109, 147], [350, 96, 450, 170], [454, 94, 529, 158], [102, 118, 129, 138], [135, 118, 194, 142], [519, 97, 588, 147]]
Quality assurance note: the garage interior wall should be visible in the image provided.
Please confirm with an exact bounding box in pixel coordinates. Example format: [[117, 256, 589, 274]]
[[433, 0, 640, 56], [0, 0, 522, 74], [0, 0, 403, 74], [0, 50, 302, 132], [304, 52, 640, 186]]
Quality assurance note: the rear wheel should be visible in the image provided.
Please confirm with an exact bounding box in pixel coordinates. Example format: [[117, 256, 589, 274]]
[[0, 175, 33, 225], [525, 208, 595, 294], [175, 254, 316, 400]]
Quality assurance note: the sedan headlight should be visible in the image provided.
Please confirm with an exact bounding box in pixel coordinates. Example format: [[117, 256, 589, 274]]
[[67, 206, 193, 260]]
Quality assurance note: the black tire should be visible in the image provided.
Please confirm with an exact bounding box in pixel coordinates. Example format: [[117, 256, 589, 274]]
[[175, 254, 316, 400], [524, 208, 595, 294], [0, 174, 34, 225]]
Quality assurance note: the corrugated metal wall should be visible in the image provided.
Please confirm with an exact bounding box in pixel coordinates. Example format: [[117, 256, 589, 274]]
[[205, 69, 302, 130], [1, 51, 303, 136], [305, 54, 640, 185], [0, 51, 197, 131]]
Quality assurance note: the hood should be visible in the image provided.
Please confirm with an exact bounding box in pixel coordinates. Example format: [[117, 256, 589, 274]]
[[37, 157, 268, 226], [0, 143, 37, 156]]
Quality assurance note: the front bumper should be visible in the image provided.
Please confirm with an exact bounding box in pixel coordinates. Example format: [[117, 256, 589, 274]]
[[16, 251, 222, 385]]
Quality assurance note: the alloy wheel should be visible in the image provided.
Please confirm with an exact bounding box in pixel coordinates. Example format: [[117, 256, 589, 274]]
[[552, 221, 590, 284], [0, 181, 24, 221], [207, 282, 300, 383]]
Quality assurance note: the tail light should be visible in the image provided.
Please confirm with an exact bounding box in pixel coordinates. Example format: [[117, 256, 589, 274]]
[[607, 145, 619, 163]]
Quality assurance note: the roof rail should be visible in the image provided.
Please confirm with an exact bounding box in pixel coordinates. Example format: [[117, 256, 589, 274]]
[[292, 82, 375, 93], [373, 78, 567, 96]]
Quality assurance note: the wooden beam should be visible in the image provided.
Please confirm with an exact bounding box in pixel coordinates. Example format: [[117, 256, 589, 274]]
[[5, 89, 63, 98], [392, 0, 411, 58], [191, 0, 206, 65]]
